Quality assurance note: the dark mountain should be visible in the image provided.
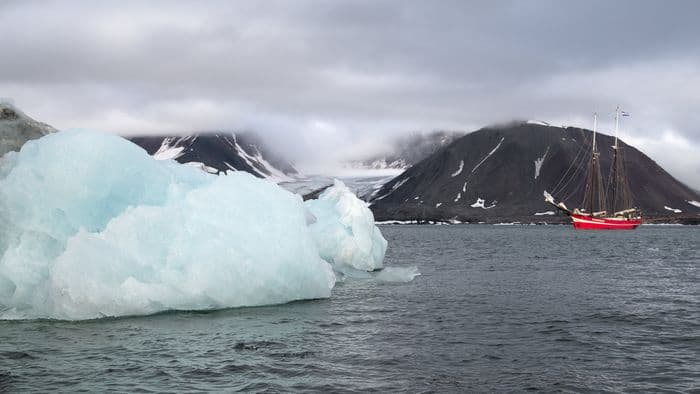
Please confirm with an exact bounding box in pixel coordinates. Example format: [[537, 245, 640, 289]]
[[348, 131, 462, 170], [370, 122, 700, 223], [0, 102, 56, 157], [129, 133, 301, 182]]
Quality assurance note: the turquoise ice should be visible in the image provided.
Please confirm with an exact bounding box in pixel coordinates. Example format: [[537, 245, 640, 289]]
[[0, 131, 353, 320], [305, 180, 387, 272]]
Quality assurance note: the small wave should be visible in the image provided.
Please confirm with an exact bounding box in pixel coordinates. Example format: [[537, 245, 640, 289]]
[[0, 351, 35, 360]]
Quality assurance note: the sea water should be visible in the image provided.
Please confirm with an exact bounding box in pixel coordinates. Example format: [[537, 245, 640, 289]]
[[1, 225, 698, 392]]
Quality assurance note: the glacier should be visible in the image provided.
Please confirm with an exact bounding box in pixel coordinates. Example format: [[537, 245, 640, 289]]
[[0, 130, 394, 320]]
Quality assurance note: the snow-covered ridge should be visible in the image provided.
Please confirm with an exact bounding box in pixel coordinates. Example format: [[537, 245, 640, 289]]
[[133, 133, 301, 184], [229, 136, 295, 182], [152, 136, 191, 160], [351, 158, 409, 170], [526, 120, 552, 127]]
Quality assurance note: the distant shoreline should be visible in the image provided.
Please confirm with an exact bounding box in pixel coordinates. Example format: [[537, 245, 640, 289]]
[[376, 220, 697, 226]]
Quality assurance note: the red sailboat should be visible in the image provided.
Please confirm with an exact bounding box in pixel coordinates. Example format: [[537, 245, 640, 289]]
[[544, 108, 642, 230]]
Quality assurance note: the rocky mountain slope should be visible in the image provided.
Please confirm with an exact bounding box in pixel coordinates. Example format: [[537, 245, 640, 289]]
[[129, 133, 301, 182], [0, 102, 56, 157], [348, 131, 462, 170], [370, 122, 700, 223]]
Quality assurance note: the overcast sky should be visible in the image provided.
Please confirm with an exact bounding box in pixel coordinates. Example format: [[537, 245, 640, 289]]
[[1, 0, 699, 187]]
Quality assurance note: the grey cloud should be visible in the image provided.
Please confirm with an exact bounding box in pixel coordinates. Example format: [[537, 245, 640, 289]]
[[0, 0, 699, 187]]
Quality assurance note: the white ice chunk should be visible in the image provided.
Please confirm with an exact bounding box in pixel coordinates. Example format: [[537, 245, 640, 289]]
[[534, 211, 555, 216], [435, 203, 442, 208], [454, 193, 461, 202], [373, 266, 421, 283], [305, 180, 387, 272], [0, 131, 335, 320]]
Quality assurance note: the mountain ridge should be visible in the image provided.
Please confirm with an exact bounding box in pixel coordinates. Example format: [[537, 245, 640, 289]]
[[129, 132, 302, 182], [0, 102, 56, 157], [369, 122, 700, 223]]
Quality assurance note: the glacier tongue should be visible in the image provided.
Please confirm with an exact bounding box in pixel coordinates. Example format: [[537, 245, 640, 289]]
[[0, 131, 341, 320], [305, 180, 387, 272]]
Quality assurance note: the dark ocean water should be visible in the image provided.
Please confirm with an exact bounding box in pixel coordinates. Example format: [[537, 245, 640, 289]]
[[1, 225, 698, 392]]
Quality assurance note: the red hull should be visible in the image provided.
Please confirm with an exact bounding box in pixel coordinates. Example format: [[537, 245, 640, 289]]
[[570, 213, 641, 230]]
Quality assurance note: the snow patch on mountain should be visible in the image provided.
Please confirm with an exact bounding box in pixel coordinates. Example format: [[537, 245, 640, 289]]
[[664, 206, 682, 213], [470, 198, 496, 209], [471, 137, 504, 174], [132, 133, 300, 183], [451, 160, 464, 177], [373, 177, 409, 201], [687, 200, 700, 208], [152, 137, 188, 160], [534, 146, 550, 179], [392, 177, 409, 191]]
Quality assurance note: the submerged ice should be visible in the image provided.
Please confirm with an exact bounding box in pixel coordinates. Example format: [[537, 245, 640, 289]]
[[0, 131, 392, 320]]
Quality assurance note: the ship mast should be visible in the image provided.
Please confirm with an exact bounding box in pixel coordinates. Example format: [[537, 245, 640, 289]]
[[607, 106, 632, 214], [614, 106, 620, 149], [584, 112, 606, 215], [610, 107, 620, 213]]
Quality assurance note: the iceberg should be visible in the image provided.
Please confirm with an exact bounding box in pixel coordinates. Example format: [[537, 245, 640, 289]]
[[0, 130, 337, 320], [305, 180, 387, 272]]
